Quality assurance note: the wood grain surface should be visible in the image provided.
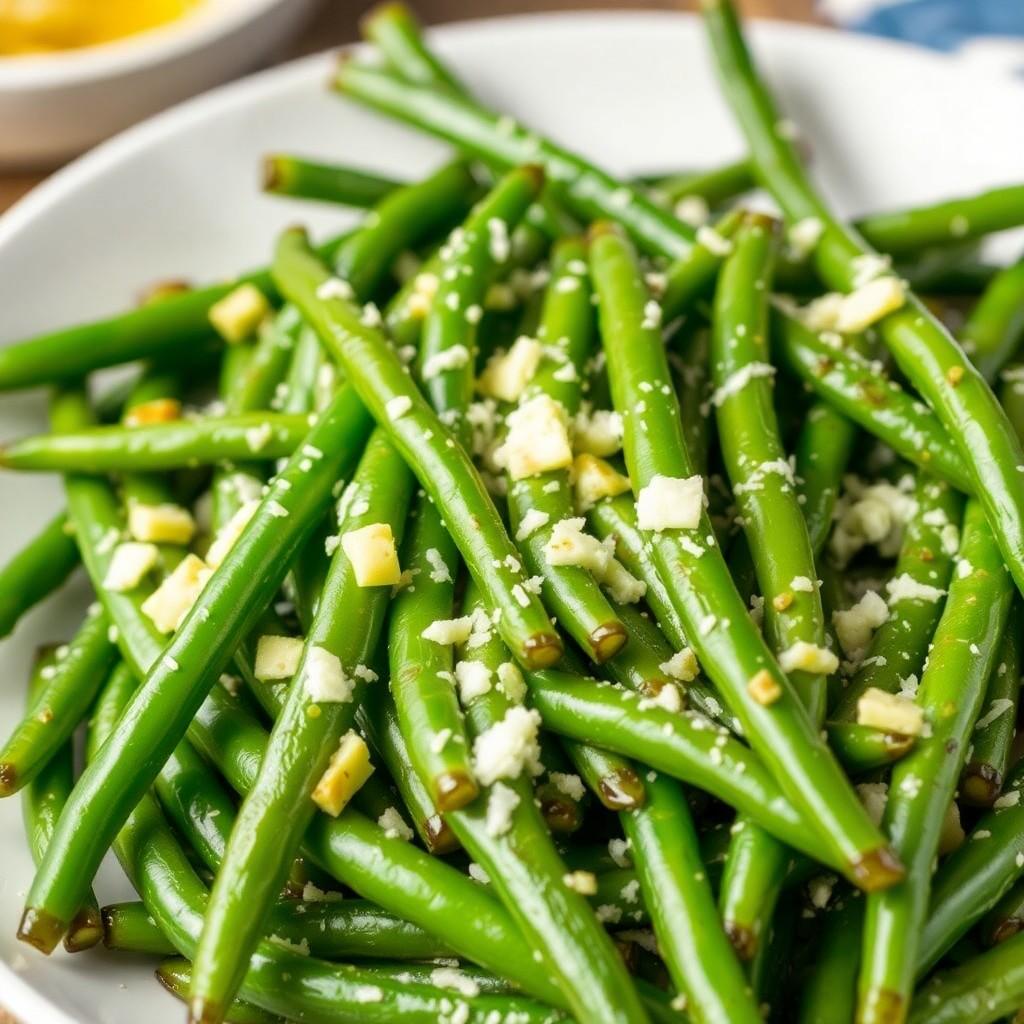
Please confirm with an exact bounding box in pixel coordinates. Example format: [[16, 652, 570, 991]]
[[0, 2, 815, 1021]]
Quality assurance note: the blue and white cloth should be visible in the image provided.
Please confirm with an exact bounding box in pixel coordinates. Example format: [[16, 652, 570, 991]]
[[819, 0, 1024, 73]]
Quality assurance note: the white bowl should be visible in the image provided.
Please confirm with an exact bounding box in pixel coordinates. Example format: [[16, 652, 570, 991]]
[[0, 11, 1023, 1023], [0, 0, 321, 167]]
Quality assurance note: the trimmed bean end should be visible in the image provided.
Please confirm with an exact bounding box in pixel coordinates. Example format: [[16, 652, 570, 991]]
[[851, 846, 905, 893], [17, 905, 66, 955], [589, 621, 629, 664]]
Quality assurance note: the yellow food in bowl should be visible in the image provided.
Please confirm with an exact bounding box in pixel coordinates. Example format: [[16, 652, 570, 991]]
[[0, 0, 201, 55]]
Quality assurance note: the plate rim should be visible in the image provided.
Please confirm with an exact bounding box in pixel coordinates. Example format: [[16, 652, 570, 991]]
[[2, 9, 1023, 1021]]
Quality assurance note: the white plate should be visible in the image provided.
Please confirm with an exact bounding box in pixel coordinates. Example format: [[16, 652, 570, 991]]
[[0, 0, 321, 166], [1, 11, 1023, 1022]]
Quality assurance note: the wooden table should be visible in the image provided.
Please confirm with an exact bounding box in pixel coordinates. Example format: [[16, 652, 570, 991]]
[[0, 2, 815, 1021], [0, 0, 818, 213]]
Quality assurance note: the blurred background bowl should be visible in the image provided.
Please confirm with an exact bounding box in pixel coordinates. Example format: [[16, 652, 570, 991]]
[[0, 0, 322, 168]]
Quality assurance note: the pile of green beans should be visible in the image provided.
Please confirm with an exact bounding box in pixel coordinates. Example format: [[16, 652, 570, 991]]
[[4, 3, 1024, 1021]]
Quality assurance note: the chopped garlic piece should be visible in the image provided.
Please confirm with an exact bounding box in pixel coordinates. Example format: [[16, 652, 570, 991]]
[[833, 590, 889, 660], [341, 523, 401, 587], [857, 687, 924, 736], [835, 277, 906, 333], [209, 284, 270, 343], [123, 398, 181, 427], [636, 474, 703, 530], [140, 554, 211, 633], [563, 870, 598, 895], [573, 453, 631, 512], [478, 335, 544, 402], [313, 731, 374, 816], [747, 669, 782, 706], [205, 500, 259, 568], [103, 542, 159, 592], [254, 634, 304, 681], [128, 502, 195, 546], [778, 641, 839, 675]]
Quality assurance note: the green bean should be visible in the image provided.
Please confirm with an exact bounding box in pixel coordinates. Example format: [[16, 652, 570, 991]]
[[156, 960, 285, 1024], [332, 62, 698, 262], [772, 309, 972, 493], [589, 221, 897, 890], [711, 214, 832, 963], [228, 305, 303, 415], [87, 674, 563, 1024], [528, 669, 835, 867], [798, 898, 863, 1024], [388, 170, 543, 811], [795, 401, 859, 557], [0, 412, 313, 472], [641, 157, 757, 208], [857, 499, 1014, 1023], [624, 773, 761, 1023], [359, 685, 461, 853], [919, 759, 1024, 974], [152, 737, 239, 876], [280, 324, 325, 414], [18, 383, 372, 954], [855, 184, 1024, 257], [104, 897, 454, 961], [907, 931, 1024, 1024], [263, 153, 401, 208], [273, 227, 562, 669], [831, 476, 961, 721], [661, 207, 746, 320], [962, 601, 1022, 805], [982, 874, 1024, 948], [191, 684, 564, 1008], [0, 161, 472, 393], [826, 723, 915, 775], [669, 321, 713, 477], [361, 1, 465, 93], [962, 255, 1024, 384], [191, 428, 413, 1022], [0, 602, 117, 795], [701, 0, 1024, 602], [444, 584, 649, 1024], [20, 650, 104, 953], [0, 513, 79, 638], [505, 237, 627, 663], [388, 500, 475, 810]]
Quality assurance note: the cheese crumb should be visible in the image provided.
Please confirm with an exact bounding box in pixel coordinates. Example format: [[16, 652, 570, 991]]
[[454, 660, 493, 704], [422, 344, 470, 381], [572, 408, 624, 457], [636, 475, 703, 530], [833, 590, 889, 661], [128, 502, 196, 546], [500, 395, 573, 480], [659, 647, 699, 683], [422, 616, 475, 646], [103, 542, 159, 592], [857, 687, 924, 736], [341, 523, 401, 587], [303, 645, 353, 703], [885, 574, 946, 604], [485, 781, 520, 836], [515, 508, 550, 541], [835, 277, 906, 333], [602, 558, 647, 605], [385, 395, 413, 421], [543, 517, 611, 575], [478, 335, 544, 402], [472, 706, 543, 785], [377, 806, 414, 841]]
